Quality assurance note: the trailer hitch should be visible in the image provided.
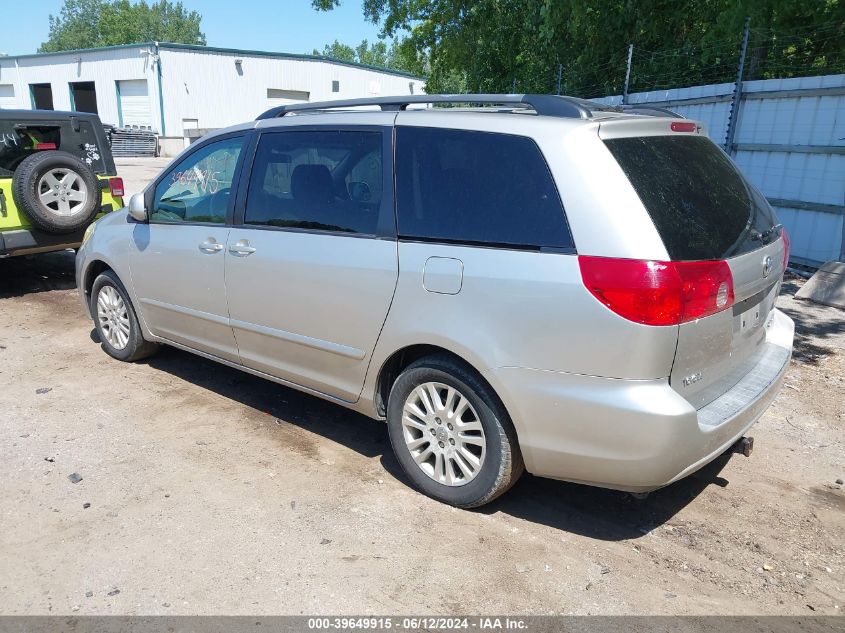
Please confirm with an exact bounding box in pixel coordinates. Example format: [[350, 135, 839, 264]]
[[732, 436, 754, 457]]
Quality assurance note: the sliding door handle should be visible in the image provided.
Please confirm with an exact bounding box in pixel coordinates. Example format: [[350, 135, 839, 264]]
[[199, 240, 224, 253], [229, 240, 256, 257]]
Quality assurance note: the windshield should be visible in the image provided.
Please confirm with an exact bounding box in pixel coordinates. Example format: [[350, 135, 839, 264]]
[[604, 135, 779, 261]]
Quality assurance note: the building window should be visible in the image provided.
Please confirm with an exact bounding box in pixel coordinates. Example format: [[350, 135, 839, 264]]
[[30, 83, 54, 110], [267, 88, 310, 102], [0, 84, 15, 108], [70, 81, 98, 114], [332, 80, 340, 93]]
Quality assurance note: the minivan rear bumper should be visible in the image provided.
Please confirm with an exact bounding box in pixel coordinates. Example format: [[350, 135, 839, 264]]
[[489, 308, 794, 492]]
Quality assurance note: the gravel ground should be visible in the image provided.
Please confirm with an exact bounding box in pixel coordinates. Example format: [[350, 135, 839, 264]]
[[0, 185, 842, 615]]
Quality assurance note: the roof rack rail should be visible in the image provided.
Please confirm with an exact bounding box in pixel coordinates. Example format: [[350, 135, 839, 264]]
[[255, 94, 685, 121], [256, 94, 599, 120]]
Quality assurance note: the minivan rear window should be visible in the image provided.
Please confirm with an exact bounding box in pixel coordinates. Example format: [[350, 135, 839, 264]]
[[604, 135, 779, 261]]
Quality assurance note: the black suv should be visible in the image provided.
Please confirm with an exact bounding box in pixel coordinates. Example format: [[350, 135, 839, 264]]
[[0, 110, 124, 257]]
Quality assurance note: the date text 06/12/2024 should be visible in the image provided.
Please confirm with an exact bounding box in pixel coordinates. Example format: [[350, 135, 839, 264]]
[[306, 617, 529, 630]]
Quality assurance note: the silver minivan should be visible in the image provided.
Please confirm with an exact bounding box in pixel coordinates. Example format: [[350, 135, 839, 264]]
[[76, 95, 794, 508]]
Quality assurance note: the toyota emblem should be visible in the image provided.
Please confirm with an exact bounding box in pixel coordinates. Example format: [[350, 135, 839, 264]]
[[762, 255, 773, 278]]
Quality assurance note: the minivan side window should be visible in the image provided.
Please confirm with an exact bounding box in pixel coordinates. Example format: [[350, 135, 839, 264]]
[[151, 136, 244, 224], [395, 127, 574, 250], [244, 130, 383, 235]]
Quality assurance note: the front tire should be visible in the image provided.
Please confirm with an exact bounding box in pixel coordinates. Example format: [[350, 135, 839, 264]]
[[90, 270, 158, 362], [387, 355, 524, 508]]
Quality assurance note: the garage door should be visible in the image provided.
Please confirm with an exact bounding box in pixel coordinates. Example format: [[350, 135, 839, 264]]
[[0, 84, 16, 109], [118, 79, 152, 128]]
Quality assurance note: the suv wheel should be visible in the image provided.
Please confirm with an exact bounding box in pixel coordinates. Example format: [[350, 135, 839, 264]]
[[12, 151, 101, 234], [90, 271, 158, 362], [387, 355, 524, 508]]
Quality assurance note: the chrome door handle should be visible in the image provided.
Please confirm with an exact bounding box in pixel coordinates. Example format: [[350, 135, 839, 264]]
[[229, 241, 256, 256], [199, 240, 224, 253]]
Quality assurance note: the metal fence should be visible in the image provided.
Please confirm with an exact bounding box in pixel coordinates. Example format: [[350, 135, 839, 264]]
[[595, 73, 845, 267]]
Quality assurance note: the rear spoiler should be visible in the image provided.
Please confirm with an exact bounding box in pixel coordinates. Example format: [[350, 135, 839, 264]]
[[614, 104, 682, 118], [598, 116, 706, 140]]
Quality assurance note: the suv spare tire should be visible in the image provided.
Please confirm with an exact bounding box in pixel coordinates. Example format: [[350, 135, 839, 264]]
[[12, 150, 101, 234]]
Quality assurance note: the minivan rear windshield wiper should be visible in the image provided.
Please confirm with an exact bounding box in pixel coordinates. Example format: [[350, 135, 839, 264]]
[[750, 223, 783, 244]]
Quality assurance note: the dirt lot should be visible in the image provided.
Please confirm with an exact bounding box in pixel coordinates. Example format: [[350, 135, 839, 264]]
[[0, 166, 842, 614]]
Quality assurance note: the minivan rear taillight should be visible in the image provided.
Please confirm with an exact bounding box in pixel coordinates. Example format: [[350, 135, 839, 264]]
[[578, 256, 735, 326], [781, 228, 790, 271], [108, 177, 124, 198]]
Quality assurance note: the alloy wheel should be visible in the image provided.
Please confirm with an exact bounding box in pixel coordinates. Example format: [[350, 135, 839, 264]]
[[96, 285, 130, 350], [37, 168, 88, 217], [401, 382, 487, 486]]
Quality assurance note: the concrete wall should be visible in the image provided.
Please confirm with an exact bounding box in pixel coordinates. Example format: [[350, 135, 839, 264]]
[[596, 74, 845, 266]]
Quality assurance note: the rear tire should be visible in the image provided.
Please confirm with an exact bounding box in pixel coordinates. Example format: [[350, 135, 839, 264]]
[[12, 151, 101, 234], [90, 270, 158, 362], [387, 355, 524, 508]]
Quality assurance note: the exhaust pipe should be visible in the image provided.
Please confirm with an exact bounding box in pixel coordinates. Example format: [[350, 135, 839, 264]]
[[732, 436, 754, 457]]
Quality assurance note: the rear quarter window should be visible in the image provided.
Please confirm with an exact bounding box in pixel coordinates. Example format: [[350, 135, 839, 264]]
[[605, 135, 779, 261], [395, 127, 574, 250], [0, 120, 106, 176]]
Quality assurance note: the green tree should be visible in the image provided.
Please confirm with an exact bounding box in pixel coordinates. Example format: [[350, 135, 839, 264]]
[[39, 0, 103, 51], [313, 38, 425, 75], [312, 0, 845, 95], [40, 0, 206, 53], [315, 40, 357, 62]]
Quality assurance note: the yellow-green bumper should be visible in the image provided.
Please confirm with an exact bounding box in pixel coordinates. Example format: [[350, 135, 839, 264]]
[[0, 175, 122, 257]]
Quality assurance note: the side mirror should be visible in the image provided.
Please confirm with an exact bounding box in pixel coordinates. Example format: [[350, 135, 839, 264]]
[[348, 181, 372, 203], [127, 192, 148, 222]]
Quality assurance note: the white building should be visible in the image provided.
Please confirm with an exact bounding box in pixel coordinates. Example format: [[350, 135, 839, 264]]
[[0, 42, 426, 155]]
